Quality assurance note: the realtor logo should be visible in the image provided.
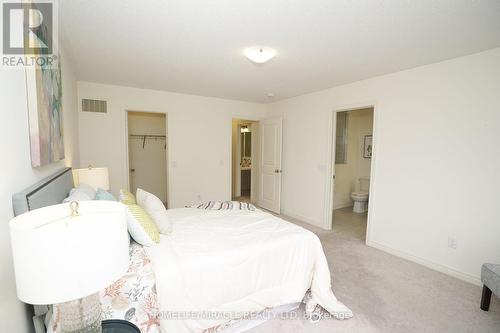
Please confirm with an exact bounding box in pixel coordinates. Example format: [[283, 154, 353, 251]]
[[2, 0, 57, 67]]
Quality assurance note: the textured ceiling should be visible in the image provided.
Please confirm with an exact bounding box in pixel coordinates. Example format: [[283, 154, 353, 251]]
[[60, 0, 500, 103]]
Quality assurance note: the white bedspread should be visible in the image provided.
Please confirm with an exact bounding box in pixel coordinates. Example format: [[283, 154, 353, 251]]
[[145, 208, 352, 333]]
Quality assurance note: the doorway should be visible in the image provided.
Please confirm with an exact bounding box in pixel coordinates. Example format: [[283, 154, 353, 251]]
[[127, 111, 168, 206], [330, 107, 374, 240], [232, 119, 258, 203]]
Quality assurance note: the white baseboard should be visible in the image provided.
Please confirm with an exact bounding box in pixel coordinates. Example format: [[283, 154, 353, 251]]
[[333, 202, 353, 210], [366, 240, 482, 286], [276, 209, 482, 286], [280, 209, 323, 228]]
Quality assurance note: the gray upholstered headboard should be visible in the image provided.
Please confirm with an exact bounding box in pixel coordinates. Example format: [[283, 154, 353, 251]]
[[11, 167, 74, 333], [12, 167, 74, 217]]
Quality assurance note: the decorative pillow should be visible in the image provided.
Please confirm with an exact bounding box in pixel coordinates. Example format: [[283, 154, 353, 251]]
[[195, 201, 256, 211], [76, 183, 97, 198], [63, 191, 93, 203], [119, 189, 136, 205], [95, 188, 117, 201], [135, 188, 148, 206], [123, 203, 160, 246], [64, 183, 96, 202], [136, 188, 172, 235]]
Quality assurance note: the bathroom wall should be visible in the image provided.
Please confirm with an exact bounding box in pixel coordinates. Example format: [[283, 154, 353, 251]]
[[333, 108, 373, 209]]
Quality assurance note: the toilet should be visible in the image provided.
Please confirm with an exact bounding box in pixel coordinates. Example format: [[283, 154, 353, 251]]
[[351, 177, 370, 213]]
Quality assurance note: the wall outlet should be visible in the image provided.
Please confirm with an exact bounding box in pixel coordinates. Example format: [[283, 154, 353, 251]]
[[448, 237, 458, 250], [196, 194, 202, 202]]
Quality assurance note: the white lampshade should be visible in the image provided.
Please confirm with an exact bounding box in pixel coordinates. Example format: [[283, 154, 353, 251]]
[[73, 167, 109, 190], [9, 201, 129, 305]]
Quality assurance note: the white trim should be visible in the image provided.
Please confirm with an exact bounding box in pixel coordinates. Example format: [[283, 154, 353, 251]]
[[232, 120, 259, 201], [281, 209, 319, 227], [124, 110, 170, 206], [323, 101, 379, 242], [279, 207, 482, 287], [333, 202, 353, 210], [250, 122, 257, 203], [367, 240, 482, 286], [235, 123, 242, 197]]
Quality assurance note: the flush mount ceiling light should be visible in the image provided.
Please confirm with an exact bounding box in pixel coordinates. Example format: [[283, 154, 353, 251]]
[[243, 46, 276, 64]]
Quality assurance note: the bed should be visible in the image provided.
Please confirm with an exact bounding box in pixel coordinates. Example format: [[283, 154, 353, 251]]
[[12, 168, 352, 333]]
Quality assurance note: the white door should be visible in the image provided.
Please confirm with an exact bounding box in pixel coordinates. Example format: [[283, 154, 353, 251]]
[[259, 117, 282, 213]]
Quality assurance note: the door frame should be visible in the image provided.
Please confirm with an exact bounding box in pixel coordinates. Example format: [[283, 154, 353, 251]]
[[124, 110, 170, 206], [234, 123, 242, 198], [324, 102, 378, 243], [249, 122, 258, 203], [231, 119, 259, 202]]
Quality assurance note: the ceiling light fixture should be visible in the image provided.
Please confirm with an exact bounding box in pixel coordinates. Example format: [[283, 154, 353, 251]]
[[243, 46, 276, 64]]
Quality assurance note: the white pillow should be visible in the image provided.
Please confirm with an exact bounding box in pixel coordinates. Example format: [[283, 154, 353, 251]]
[[63, 184, 96, 203], [136, 188, 172, 234], [63, 191, 92, 203], [70, 184, 96, 199]]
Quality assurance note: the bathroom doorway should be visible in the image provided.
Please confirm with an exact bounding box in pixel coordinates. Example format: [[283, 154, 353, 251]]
[[126, 111, 168, 207], [329, 107, 374, 241], [231, 119, 259, 203]]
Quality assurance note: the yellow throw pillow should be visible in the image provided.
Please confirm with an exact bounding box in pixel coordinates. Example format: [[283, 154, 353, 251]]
[[119, 189, 137, 205], [123, 203, 160, 246]]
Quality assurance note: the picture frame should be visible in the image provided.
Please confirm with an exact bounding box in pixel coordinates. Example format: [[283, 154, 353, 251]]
[[363, 135, 372, 159]]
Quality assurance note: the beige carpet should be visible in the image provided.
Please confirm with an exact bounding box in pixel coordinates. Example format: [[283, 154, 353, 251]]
[[248, 207, 500, 333]]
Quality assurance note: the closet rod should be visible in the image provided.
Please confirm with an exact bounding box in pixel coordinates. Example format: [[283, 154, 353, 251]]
[[129, 134, 166, 139]]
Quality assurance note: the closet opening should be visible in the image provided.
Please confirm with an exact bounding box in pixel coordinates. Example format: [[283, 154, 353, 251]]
[[126, 111, 168, 207]]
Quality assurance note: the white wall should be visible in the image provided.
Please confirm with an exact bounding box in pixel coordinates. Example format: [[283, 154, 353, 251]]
[[334, 108, 373, 209], [266, 48, 500, 284], [78, 82, 266, 208], [127, 112, 168, 203], [0, 48, 79, 333]]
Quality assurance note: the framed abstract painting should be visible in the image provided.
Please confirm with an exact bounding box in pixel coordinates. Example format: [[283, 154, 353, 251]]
[[363, 135, 372, 159], [25, 59, 64, 167]]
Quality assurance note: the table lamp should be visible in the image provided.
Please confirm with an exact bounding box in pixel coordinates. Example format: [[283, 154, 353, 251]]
[[73, 166, 110, 191], [9, 201, 130, 333]]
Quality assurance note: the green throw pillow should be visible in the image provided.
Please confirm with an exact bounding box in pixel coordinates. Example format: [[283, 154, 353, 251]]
[[95, 188, 117, 201]]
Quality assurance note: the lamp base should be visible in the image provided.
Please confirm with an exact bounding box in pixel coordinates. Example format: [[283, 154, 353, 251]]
[[56, 293, 102, 333]]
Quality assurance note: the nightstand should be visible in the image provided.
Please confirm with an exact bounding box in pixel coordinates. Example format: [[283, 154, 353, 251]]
[[102, 319, 141, 333]]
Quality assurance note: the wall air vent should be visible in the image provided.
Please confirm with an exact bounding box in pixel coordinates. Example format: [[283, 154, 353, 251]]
[[82, 99, 107, 113]]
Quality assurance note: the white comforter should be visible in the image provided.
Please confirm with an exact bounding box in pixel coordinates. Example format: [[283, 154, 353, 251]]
[[145, 208, 352, 333]]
